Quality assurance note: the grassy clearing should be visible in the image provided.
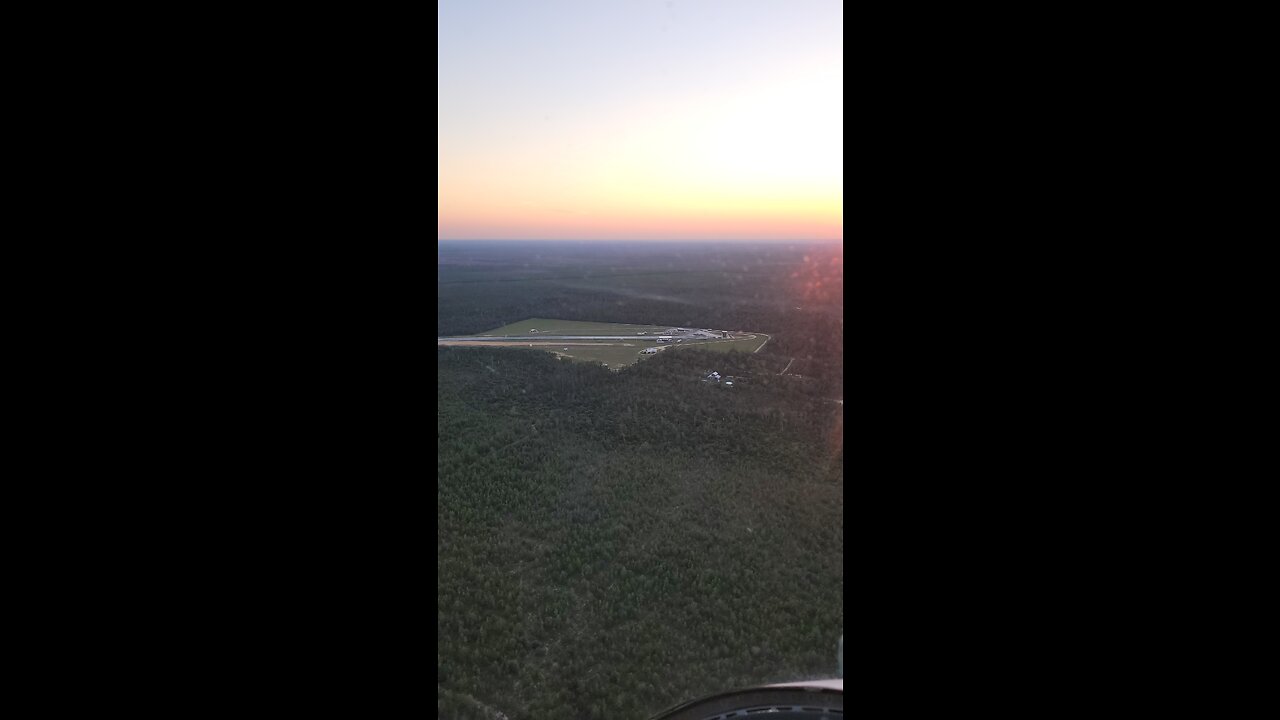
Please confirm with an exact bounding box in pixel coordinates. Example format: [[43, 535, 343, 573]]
[[464, 318, 765, 368], [443, 336, 667, 369], [550, 336, 762, 367], [552, 343, 669, 369], [479, 317, 671, 336], [672, 334, 770, 354]]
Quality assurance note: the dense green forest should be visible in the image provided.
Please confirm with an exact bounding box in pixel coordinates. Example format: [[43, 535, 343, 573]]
[[438, 242, 843, 718], [438, 346, 843, 719]]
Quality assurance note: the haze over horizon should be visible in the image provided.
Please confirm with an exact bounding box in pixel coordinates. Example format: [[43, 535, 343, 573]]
[[436, 237, 841, 244], [438, 0, 843, 243]]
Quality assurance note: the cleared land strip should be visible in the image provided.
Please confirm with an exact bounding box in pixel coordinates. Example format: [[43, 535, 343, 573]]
[[440, 335, 663, 341], [438, 340, 637, 348], [438, 324, 769, 367]]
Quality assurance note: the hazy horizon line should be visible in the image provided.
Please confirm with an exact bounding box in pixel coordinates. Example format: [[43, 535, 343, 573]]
[[438, 238, 843, 244]]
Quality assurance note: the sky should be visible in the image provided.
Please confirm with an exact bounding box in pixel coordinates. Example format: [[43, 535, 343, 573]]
[[438, 0, 842, 242]]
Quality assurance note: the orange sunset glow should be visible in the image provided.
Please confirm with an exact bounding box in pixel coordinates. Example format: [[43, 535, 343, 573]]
[[438, 1, 842, 241]]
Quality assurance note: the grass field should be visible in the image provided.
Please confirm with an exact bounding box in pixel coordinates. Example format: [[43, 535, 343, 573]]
[[551, 344, 670, 368], [479, 318, 671, 336], [671, 335, 770, 354], [541, 334, 766, 368], [450, 318, 767, 369]]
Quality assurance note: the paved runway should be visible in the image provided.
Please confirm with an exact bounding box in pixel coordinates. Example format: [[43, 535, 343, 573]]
[[438, 335, 666, 342]]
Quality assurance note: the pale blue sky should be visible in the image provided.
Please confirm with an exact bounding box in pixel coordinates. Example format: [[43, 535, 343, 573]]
[[439, 0, 843, 241]]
